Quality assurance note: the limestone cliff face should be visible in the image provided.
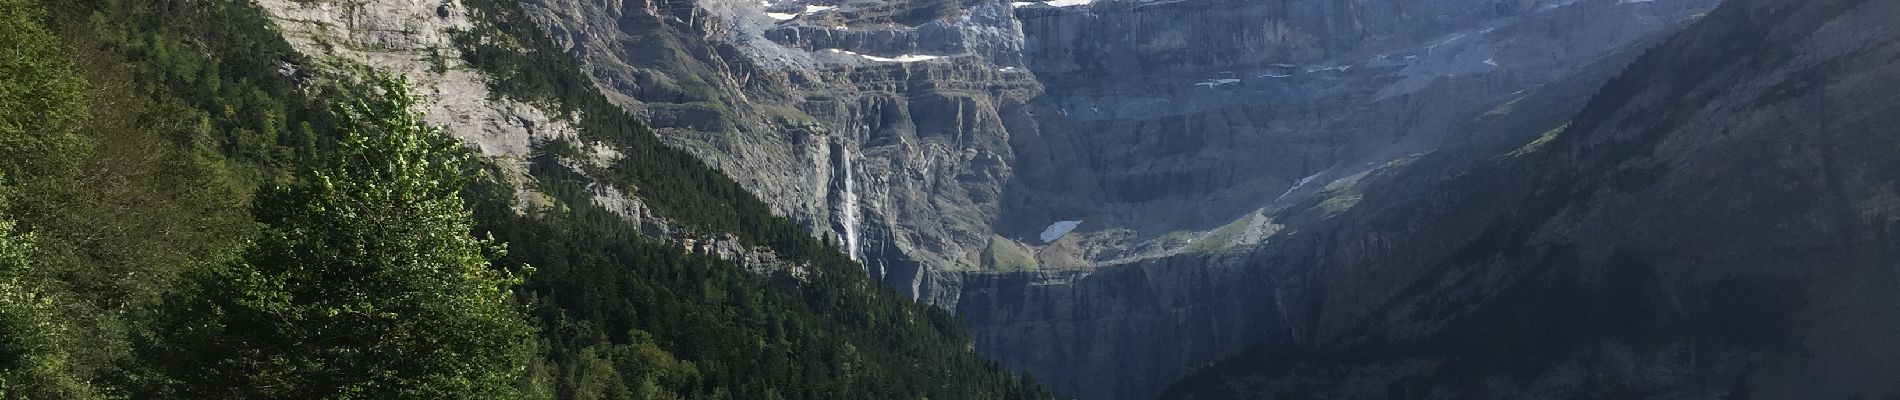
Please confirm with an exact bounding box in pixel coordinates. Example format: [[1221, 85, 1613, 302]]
[[513, 0, 1717, 398], [524, 0, 1038, 292], [254, 0, 576, 162]]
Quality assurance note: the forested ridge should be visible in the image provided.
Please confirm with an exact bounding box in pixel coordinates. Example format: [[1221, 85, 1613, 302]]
[[0, 0, 1050, 398]]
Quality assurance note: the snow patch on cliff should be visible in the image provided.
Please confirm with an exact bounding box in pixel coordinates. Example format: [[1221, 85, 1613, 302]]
[[863, 54, 943, 62], [1275, 173, 1322, 201], [1040, 220, 1083, 243], [762, 3, 835, 21], [1194, 78, 1241, 88], [1014, 0, 1093, 7], [824, 49, 945, 63]]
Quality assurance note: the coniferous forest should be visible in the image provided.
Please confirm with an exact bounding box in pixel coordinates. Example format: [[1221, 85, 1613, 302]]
[[0, 0, 1051, 398]]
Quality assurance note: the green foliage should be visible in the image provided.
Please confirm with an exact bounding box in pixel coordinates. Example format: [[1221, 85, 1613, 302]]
[[142, 79, 536, 400], [36, 15, 257, 310], [0, 198, 104, 400], [0, 2, 284, 394], [0, 0, 87, 183], [62, 0, 332, 175], [1187, 217, 1250, 254], [986, 236, 1039, 272], [0, 1, 105, 397]]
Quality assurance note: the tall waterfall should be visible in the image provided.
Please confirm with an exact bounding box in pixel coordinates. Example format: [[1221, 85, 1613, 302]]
[[840, 151, 862, 263], [829, 141, 863, 265]]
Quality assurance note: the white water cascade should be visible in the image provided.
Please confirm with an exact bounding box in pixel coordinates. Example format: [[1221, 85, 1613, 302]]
[[835, 147, 863, 264]]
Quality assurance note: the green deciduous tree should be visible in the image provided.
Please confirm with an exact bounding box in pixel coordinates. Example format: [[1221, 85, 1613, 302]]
[[0, 192, 103, 400], [0, 1, 101, 397], [145, 78, 536, 399], [0, 0, 86, 184]]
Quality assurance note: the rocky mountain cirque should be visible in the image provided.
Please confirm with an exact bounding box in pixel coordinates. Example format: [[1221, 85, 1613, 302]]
[[516, 0, 1720, 398], [1162, 0, 1900, 397]]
